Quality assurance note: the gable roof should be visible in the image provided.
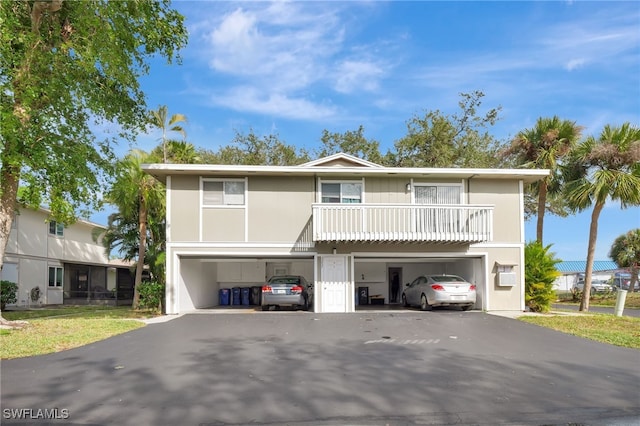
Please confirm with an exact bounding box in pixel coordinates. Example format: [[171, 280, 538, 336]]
[[556, 260, 619, 274], [299, 153, 383, 168]]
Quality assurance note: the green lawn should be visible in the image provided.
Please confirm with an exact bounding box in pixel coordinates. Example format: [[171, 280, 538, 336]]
[[1, 306, 159, 359], [520, 313, 640, 349]]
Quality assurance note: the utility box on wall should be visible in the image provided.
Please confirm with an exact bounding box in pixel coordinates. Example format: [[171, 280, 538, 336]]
[[496, 263, 517, 287]]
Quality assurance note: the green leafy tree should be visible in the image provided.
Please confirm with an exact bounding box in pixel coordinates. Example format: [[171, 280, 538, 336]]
[[609, 229, 640, 293], [524, 241, 560, 313], [563, 123, 640, 311], [390, 91, 503, 168], [208, 129, 310, 165], [149, 105, 188, 163], [104, 150, 166, 308], [0, 0, 187, 322], [316, 125, 384, 164], [503, 116, 583, 243]]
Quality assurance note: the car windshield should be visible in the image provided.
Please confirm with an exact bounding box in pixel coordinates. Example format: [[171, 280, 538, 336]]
[[430, 275, 465, 282], [270, 277, 301, 285]]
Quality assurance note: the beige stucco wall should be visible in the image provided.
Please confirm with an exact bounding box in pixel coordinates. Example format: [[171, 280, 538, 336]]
[[470, 245, 523, 311], [468, 179, 522, 244], [248, 176, 315, 242], [202, 208, 245, 241], [169, 175, 200, 242], [363, 177, 411, 203]]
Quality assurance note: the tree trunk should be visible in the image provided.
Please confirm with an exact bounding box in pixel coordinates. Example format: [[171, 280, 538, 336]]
[[0, 160, 21, 324], [579, 201, 604, 312], [536, 179, 548, 244], [629, 265, 638, 293], [132, 197, 148, 309]]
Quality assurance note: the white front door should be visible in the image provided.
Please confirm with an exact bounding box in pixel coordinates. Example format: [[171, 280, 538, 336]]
[[320, 255, 349, 313]]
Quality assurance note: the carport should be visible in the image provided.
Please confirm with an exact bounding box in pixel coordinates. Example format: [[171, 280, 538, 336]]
[[173, 255, 315, 312], [351, 254, 486, 310], [168, 251, 487, 314]]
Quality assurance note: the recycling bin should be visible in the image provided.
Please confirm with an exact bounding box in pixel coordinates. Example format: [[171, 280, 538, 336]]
[[232, 287, 241, 305], [241, 287, 251, 306], [358, 286, 369, 305], [219, 288, 230, 306]]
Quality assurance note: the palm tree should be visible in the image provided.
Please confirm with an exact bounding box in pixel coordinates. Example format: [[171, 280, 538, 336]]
[[503, 116, 583, 243], [149, 105, 187, 163], [609, 229, 640, 293], [150, 140, 199, 164], [106, 150, 166, 308], [563, 123, 640, 311]]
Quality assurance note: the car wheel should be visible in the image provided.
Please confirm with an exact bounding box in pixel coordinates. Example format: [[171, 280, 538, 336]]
[[402, 293, 409, 307], [261, 305, 269, 311], [461, 305, 472, 311], [420, 294, 432, 311]]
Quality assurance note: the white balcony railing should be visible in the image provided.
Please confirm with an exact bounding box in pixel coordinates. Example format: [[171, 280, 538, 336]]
[[312, 204, 493, 243]]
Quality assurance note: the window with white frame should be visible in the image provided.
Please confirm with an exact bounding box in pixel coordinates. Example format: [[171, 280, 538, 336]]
[[48, 266, 63, 287], [48, 220, 64, 236], [321, 182, 362, 203], [202, 179, 245, 206], [414, 184, 461, 205]]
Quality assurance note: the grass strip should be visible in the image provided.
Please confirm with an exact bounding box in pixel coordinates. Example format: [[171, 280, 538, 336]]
[[520, 313, 640, 349], [1, 317, 145, 359]]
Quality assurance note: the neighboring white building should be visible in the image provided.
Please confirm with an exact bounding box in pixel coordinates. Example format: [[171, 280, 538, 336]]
[[1, 207, 134, 307], [554, 260, 620, 292]]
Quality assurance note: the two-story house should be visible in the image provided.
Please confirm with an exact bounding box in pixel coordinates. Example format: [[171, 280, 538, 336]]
[[1, 207, 134, 307], [142, 153, 548, 314]]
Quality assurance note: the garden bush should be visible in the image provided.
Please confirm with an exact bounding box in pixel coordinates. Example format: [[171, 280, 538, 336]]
[[525, 242, 560, 313], [1, 280, 18, 310], [137, 281, 164, 312]]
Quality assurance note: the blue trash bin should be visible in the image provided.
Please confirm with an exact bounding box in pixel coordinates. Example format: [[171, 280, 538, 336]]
[[232, 287, 241, 305], [241, 287, 251, 306], [219, 288, 230, 306]]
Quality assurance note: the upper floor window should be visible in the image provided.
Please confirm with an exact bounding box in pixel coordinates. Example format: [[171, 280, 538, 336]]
[[202, 179, 245, 206], [414, 185, 461, 205], [48, 221, 64, 237], [321, 182, 362, 203]]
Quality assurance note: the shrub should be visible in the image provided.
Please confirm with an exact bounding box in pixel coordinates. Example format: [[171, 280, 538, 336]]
[[137, 281, 164, 312], [525, 241, 560, 313], [1, 280, 19, 310]]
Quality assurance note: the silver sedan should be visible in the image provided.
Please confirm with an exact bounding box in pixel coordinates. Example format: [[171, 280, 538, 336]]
[[261, 275, 312, 311], [402, 274, 476, 311]]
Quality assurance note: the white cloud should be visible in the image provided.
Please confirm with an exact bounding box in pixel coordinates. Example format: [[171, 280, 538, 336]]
[[210, 86, 337, 121], [333, 60, 384, 93], [565, 58, 586, 71]]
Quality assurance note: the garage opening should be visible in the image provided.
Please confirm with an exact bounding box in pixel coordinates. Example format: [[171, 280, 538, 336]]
[[176, 256, 315, 312], [353, 256, 485, 311]]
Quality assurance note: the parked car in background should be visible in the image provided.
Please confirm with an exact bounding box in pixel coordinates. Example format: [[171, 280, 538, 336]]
[[261, 275, 312, 311], [573, 278, 614, 295], [402, 274, 476, 311], [611, 273, 633, 291]]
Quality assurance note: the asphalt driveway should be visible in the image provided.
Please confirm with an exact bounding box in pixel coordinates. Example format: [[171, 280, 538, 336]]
[[1, 310, 639, 425]]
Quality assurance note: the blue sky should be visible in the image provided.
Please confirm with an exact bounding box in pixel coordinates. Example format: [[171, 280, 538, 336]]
[[103, 1, 640, 262]]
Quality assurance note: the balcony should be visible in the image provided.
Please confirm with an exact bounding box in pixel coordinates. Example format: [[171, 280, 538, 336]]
[[312, 204, 493, 243]]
